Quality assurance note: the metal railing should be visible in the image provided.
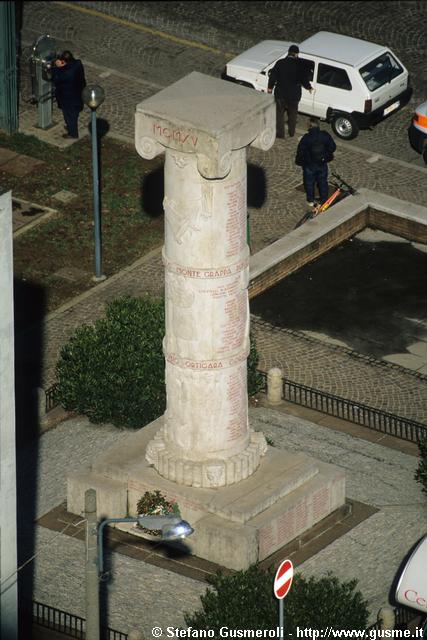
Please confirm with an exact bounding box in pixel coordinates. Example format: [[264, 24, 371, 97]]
[[45, 382, 59, 413], [33, 600, 128, 640], [259, 373, 427, 444], [47, 371, 427, 444]]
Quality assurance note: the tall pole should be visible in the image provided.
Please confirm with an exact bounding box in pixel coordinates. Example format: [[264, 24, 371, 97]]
[[90, 109, 104, 281], [279, 599, 284, 640], [0, 1, 18, 134], [85, 488, 99, 640], [0, 191, 18, 640]]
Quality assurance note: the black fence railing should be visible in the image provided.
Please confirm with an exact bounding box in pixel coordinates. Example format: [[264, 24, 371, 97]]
[[45, 383, 59, 413], [47, 374, 427, 445], [33, 600, 128, 640], [259, 373, 427, 444]]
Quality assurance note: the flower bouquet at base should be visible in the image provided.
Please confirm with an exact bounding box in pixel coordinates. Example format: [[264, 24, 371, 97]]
[[135, 490, 180, 538]]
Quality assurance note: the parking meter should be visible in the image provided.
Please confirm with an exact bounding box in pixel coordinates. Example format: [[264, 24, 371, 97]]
[[28, 34, 57, 129]]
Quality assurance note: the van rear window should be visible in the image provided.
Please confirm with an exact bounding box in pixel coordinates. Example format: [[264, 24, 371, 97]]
[[359, 53, 403, 91]]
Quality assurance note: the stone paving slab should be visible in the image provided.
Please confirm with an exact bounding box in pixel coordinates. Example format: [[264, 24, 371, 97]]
[[12, 197, 58, 237], [51, 190, 78, 204], [1, 153, 45, 177], [0, 147, 19, 164]]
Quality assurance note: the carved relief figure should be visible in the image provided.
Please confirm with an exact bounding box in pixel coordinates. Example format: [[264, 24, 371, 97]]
[[166, 274, 196, 347], [163, 183, 212, 245]]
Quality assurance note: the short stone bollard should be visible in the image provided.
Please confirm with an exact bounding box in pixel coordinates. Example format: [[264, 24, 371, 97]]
[[267, 368, 283, 405], [377, 606, 395, 630], [128, 631, 144, 640], [33, 386, 46, 417]]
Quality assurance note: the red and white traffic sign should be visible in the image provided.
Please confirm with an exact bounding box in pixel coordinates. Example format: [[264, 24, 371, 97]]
[[274, 559, 294, 600]]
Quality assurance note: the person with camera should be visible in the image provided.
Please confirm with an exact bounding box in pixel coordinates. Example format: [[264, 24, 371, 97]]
[[295, 117, 336, 207], [51, 50, 86, 139]]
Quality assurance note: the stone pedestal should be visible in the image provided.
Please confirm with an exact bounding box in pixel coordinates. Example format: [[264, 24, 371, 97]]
[[68, 418, 345, 570], [67, 72, 346, 570]]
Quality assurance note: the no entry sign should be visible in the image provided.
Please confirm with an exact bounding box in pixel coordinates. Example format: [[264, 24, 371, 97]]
[[274, 559, 294, 600]]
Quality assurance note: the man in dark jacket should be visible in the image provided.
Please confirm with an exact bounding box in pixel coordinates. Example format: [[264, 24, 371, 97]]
[[267, 44, 312, 138], [52, 51, 86, 139], [295, 117, 337, 206]]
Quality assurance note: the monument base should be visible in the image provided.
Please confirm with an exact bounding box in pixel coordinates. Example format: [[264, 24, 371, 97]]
[[67, 417, 345, 571]]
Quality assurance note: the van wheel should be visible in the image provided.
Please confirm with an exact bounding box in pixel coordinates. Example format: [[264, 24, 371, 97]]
[[423, 147, 427, 164], [331, 113, 359, 140]]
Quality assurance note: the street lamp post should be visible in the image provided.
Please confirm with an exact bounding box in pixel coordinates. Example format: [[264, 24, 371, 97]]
[[84, 488, 194, 640], [97, 515, 194, 576], [82, 85, 106, 282]]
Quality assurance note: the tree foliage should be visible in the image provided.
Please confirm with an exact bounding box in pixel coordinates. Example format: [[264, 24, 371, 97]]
[[185, 565, 369, 634], [56, 296, 166, 428]]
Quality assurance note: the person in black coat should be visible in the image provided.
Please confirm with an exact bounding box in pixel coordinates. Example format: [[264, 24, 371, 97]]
[[268, 44, 312, 138], [295, 117, 337, 206], [52, 51, 86, 139]]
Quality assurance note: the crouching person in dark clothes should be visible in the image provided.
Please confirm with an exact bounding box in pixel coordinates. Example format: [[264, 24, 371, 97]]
[[52, 51, 86, 139], [295, 117, 337, 206]]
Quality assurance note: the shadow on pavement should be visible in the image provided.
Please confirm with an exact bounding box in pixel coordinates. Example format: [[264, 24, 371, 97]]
[[14, 278, 45, 636]]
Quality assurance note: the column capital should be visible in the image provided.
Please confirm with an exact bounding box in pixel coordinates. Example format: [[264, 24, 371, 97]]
[[135, 71, 275, 179]]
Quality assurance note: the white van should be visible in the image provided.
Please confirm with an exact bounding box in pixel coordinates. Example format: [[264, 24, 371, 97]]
[[223, 32, 412, 140]]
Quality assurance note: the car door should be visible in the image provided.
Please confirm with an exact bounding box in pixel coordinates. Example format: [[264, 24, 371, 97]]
[[311, 62, 354, 118], [298, 56, 315, 115]]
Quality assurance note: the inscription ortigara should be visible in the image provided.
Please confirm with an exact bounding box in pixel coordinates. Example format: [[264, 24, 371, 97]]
[[153, 123, 198, 147], [166, 351, 248, 370]]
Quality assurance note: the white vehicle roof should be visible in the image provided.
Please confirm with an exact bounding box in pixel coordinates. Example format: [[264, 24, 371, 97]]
[[299, 32, 386, 67], [415, 101, 427, 117], [226, 32, 390, 76], [226, 40, 291, 72]]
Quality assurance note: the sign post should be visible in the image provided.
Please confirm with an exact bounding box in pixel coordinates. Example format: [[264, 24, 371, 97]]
[[274, 559, 294, 640]]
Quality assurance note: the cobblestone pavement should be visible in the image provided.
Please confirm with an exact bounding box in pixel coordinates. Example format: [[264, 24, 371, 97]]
[[20, 1, 427, 164], [252, 318, 427, 423], [73, 0, 427, 165], [23, 411, 427, 633]]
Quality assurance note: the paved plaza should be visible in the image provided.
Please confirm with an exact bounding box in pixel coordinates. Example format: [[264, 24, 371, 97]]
[[6, 1, 427, 635], [26, 409, 427, 634]]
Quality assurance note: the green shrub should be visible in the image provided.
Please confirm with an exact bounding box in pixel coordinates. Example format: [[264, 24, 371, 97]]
[[247, 332, 264, 397], [55, 296, 166, 428], [56, 296, 264, 428], [185, 565, 369, 634], [415, 435, 427, 497]]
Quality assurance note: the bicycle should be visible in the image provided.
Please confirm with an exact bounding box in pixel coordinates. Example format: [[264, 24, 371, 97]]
[[295, 172, 357, 228]]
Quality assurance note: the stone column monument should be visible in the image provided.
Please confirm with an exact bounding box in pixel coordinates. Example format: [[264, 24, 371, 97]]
[[138, 72, 273, 488], [68, 73, 346, 570]]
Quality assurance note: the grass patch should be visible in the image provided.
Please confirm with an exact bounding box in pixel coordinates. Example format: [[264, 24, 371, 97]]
[[1, 131, 164, 320]]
